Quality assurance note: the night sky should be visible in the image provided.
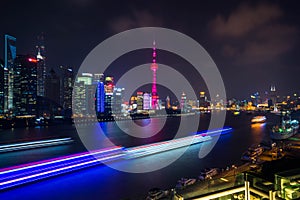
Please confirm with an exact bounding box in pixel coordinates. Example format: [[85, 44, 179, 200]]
[[1, 0, 300, 100]]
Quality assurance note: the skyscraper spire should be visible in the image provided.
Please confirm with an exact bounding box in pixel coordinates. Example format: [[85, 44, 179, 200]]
[[36, 32, 46, 97], [151, 40, 159, 109]]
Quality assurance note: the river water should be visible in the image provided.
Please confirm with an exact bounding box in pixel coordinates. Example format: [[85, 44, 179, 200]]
[[0, 111, 277, 200]]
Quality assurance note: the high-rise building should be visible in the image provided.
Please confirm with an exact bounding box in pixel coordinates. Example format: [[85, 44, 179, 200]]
[[73, 80, 85, 116], [36, 33, 46, 97], [113, 87, 124, 115], [0, 59, 4, 114], [143, 93, 151, 110], [93, 73, 104, 83], [13, 55, 37, 116], [77, 73, 93, 85], [199, 91, 208, 107], [4, 34, 16, 112], [270, 85, 277, 107], [105, 93, 113, 116], [96, 81, 105, 114], [150, 41, 159, 109], [104, 76, 114, 93], [166, 96, 171, 109], [136, 91, 144, 112], [59, 66, 74, 111], [181, 92, 187, 113], [94, 73, 105, 114], [45, 68, 60, 105], [130, 96, 137, 110], [103, 76, 114, 115], [78, 73, 95, 115], [74, 73, 97, 115]]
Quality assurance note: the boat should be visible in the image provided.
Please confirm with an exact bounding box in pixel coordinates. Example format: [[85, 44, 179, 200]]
[[241, 150, 259, 162], [270, 116, 299, 140], [146, 188, 169, 200], [251, 116, 266, 123], [198, 168, 219, 181], [241, 144, 264, 162], [175, 178, 196, 189], [248, 144, 264, 154]]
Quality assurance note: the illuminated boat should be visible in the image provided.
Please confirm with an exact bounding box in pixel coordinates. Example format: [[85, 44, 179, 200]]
[[198, 168, 219, 181], [241, 144, 264, 162], [146, 188, 169, 200], [270, 118, 299, 140], [251, 116, 266, 123], [175, 178, 196, 189]]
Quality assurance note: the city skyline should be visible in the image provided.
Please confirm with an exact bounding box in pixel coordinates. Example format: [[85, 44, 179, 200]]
[[1, 0, 300, 100], [1, 2, 300, 199]]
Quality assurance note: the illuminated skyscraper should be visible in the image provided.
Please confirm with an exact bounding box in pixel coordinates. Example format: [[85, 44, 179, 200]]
[[199, 91, 208, 107], [113, 87, 124, 115], [94, 73, 104, 83], [59, 66, 74, 111], [143, 93, 151, 110], [13, 55, 37, 116], [36, 33, 46, 97], [96, 81, 105, 114], [4, 34, 16, 112], [136, 91, 144, 112], [166, 96, 171, 109], [76, 73, 95, 115], [270, 85, 277, 107], [73, 80, 85, 115], [104, 76, 115, 115], [104, 76, 114, 93], [94, 73, 105, 114], [151, 41, 159, 110], [181, 92, 187, 113], [0, 59, 4, 113]]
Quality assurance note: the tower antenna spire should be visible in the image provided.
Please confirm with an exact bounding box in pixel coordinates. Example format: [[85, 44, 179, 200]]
[[151, 40, 159, 109]]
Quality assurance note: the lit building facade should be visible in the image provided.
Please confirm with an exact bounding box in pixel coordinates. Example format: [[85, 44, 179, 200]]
[[0, 59, 4, 114], [4, 34, 16, 112], [74, 73, 96, 115], [105, 93, 113, 116], [166, 96, 171, 109], [113, 87, 124, 115], [181, 92, 187, 113], [130, 96, 137, 111], [104, 76, 114, 93], [13, 55, 37, 116], [94, 73, 105, 114], [270, 85, 277, 107], [73, 81, 85, 116], [59, 66, 74, 111], [77, 73, 93, 85], [136, 91, 144, 112], [36, 33, 46, 97], [93, 73, 104, 83], [199, 91, 208, 107], [96, 81, 105, 114], [143, 93, 151, 110], [104, 76, 115, 115]]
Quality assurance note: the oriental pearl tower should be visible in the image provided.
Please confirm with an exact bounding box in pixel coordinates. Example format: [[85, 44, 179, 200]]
[[151, 41, 159, 109]]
